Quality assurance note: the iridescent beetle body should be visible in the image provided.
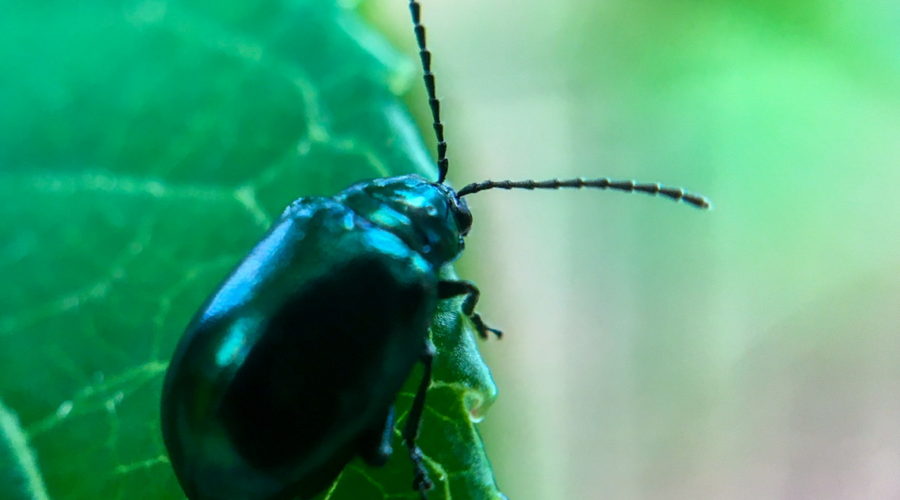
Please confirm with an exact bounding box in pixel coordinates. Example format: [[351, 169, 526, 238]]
[[162, 175, 473, 499], [161, 1, 710, 499]]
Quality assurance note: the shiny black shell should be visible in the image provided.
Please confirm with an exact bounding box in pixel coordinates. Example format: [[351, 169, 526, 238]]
[[161, 175, 471, 499]]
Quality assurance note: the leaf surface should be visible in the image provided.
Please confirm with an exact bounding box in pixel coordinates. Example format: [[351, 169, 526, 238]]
[[0, 1, 502, 498]]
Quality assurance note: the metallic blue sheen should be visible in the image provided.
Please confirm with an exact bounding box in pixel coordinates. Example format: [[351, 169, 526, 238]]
[[161, 175, 473, 500]]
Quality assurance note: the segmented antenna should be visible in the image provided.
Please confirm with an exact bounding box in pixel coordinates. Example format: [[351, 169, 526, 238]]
[[457, 178, 712, 209], [409, 0, 449, 183]]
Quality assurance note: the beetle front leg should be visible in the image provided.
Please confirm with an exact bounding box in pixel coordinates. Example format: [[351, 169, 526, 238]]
[[437, 280, 503, 339], [403, 344, 435, 498]]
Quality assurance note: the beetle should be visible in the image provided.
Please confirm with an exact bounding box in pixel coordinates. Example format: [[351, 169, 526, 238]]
[[160, 1, 711, 499]]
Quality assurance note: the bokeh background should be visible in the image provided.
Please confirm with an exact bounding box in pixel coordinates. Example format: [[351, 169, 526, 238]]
[[370, 0, 900, 498]]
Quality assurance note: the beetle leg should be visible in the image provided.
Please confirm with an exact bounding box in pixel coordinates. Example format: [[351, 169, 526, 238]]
[[357, 406, 395, 466], [403, 346, 435, 497], [437, 280, 503, 339]]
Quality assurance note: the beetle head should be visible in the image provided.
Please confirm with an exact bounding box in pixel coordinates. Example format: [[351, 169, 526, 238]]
[[338, 175, 471, 267]]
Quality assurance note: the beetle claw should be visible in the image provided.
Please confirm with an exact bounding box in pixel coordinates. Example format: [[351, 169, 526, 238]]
[[413, 467, 434, 495], [471, 313, 503, 340]]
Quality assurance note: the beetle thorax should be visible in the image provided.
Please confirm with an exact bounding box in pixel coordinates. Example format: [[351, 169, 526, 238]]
[[337, 174, 470, 267]]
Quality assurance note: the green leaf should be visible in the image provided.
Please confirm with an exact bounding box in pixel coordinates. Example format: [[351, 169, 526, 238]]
[[0, 1, 503, 498]]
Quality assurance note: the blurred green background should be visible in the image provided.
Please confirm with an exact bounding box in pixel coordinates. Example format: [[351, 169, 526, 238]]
[[370, 0, 900, 498]]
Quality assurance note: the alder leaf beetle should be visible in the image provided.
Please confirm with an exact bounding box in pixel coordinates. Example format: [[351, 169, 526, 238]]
[[160, 1, 711, 499]]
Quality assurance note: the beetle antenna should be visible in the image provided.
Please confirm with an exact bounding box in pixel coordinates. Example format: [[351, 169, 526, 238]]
[[457, 178, 712, 209], [409, 0, 449, 184]]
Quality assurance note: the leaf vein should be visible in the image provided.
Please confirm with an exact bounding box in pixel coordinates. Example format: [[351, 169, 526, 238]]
[[114, 455, 169, 476], [0, 399, 52, 500], [0, 170, 235, 201], [0, 225, 154, 337], [28, 361, 167, 436], [160, 4, 392, 183]]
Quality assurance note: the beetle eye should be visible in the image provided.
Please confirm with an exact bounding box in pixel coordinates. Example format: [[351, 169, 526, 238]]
[[454, 198, 473, 236]]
